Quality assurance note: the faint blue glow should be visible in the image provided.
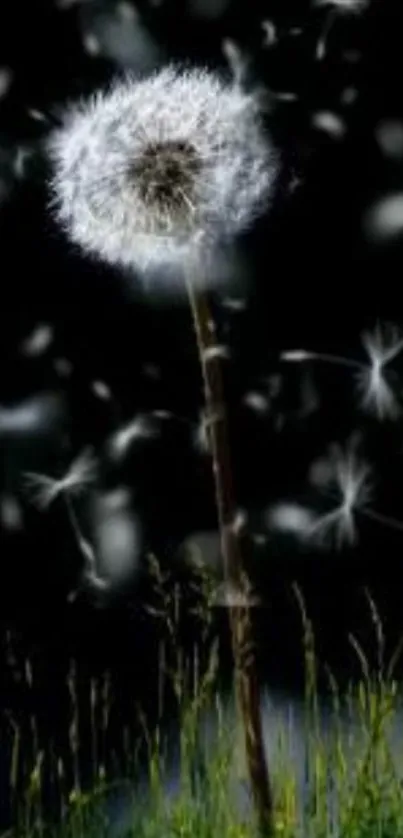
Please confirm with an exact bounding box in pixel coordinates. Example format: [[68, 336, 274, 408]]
[[0, 393, 62, 436]]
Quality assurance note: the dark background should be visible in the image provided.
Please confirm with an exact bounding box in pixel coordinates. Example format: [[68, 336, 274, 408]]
[[1, 0, 403, 829]]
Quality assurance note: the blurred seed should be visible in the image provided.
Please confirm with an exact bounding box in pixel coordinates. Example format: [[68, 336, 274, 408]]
[[20, 323, 53, 357]]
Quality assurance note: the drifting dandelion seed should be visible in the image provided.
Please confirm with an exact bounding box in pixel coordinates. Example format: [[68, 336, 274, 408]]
[[201, 344, 230, 363], [261, 20, 277, 48], [91, 380, 112, 401], [20, 323, 53, 357], [281, 350, 313, 363], [53, 357, 73, 377], [252, 532, 268, 546], [311, 111, 346, 140], [375, 120, 403, 160], [243, 391, 270, 415], [343, 49, 361, 64], [0, 494, 23, 531], [83, 32, 101, 56], [314, 0, 368, 10], [221, 296, 246, 312], [27, 108, 49, 124], [142, 362, 161, 379], [307, 446, 372, 549], [340, 86, 358, 106], [364, 193, 403, 242], [48, 65, 277, 285], [267, 503, 316, 537], [281, 321, 403, 420], [221, 38, 250, 88], [92, 487, 142, 583], [306, 442, 403, 547], [211, 580, 261, 608], [315, 0, 367, 62], [108, 414, 159, 461], [24, 448, 97, 510], [0, 67, 13, 99], [13, 146, 36, 180], [274, 91, 298, 103], [230, 508, 248, 536], [150, 409, 173, 420], [357, 323, 403, 420]]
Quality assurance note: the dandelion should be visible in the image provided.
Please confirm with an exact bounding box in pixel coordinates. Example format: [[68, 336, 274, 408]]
[[24, 448, 97, 510], [280, 321, 403, 420], [48, 63, 276, 833], [48, 65, 277, 284]]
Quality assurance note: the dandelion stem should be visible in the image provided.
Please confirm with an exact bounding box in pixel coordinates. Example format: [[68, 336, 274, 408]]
[[184, 269, 273, 836]]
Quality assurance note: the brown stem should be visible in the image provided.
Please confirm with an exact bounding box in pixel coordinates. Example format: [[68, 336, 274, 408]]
[[185, 275, 273, 836]]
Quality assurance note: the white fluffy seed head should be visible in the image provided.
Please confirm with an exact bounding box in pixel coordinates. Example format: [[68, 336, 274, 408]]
[[47, 65, 278, 279]]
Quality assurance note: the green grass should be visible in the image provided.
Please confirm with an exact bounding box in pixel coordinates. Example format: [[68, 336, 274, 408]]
[[2, 565, 403, 838]]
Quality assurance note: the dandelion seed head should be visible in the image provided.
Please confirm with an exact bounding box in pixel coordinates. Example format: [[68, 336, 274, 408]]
[[48, 66, 277, 279]]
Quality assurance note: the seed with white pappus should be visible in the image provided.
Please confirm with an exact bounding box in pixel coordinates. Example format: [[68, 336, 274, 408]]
[[47, 65, 278, 281]]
